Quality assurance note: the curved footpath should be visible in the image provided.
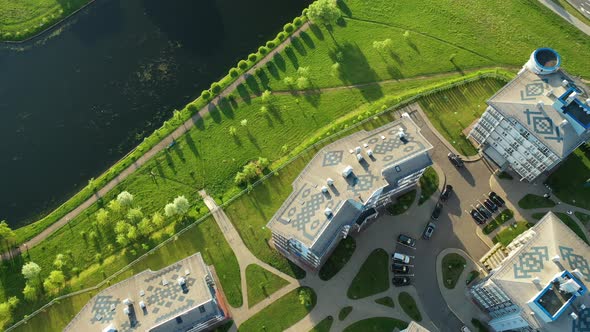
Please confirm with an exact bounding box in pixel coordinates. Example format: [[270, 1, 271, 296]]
[[0, 21, 312, 261]]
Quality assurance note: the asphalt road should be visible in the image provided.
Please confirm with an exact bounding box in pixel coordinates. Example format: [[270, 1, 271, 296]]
[[568, 0, 590, 19]]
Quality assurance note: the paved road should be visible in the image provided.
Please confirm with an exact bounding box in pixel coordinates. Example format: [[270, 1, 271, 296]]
[[568, 0, 590, 19], [538, 0, 590, 35]]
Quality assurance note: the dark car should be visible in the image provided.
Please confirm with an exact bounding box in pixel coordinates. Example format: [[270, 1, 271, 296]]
[[392, 276, 411, 286], [397, 234, 416, 248], [431, 202, 443, 220], [423, 222, 436, 240], [470, 209, 485, 224], [489, 192, 505, 207], [483, 198, 498, 212], [392, 263, 410, 274], [440, 185, 453, 202], [476, 204, 492, 219], [448, 152, 464, 167]]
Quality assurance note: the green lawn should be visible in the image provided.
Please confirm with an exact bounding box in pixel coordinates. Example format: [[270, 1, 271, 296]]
[[483, 209, 514, 234], [472, 318, 491, 332], [387, 189, 417, 216], [575, 212, 590, 227], [418, 167, 439, 205], [441, 253, 466, 289], [375, 296, 395, 308], [493, 222, 532, 246], [245, 264, 289, 308], [308, 316, 334, 332], [497, 171, 514, 180], [532, 212, 548, 220], [517, 194, 556, 209], [418, 78, 506, 155], [398, 292, 422, 322], [338, 306, 353, 321], [0, 0, 89, 40], [546, 146, 590, 210], [343, 317, 408, 332], [347, 249, 389, 299], [555, 212, 589, 245], [319, 237, 356, 281], [238, 287, 316, 332]]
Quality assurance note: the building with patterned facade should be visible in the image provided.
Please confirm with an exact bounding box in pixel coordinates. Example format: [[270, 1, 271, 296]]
[[468, 48, 590, 181], [64, 253, 230, 332], [267, 113, 433, 271], [469, 212, 590, 332]]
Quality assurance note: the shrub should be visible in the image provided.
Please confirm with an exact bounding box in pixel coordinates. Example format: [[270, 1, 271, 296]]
[[258, 46, 268, 55], [201, 90, 211, 100], [294, 17, 303, 27], [277, 32, 287, 41], [284, 23, 295, 33], [210, 83, 221, 94], [248, 53, 258, 62], [266, 41, 276, 48], [229, 68, 239, 78], [238, 60, 249, 70]]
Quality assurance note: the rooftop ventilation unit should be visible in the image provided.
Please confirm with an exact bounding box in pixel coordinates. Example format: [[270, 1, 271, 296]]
[[560, 119, 569, 128], [537, 100, 544, 109], [355, 146, 361, 154], [381, 135, 386, 140], [123, 307, 130, 315], [139, 301, 146, 309], [123, 298, 132, 306], [356, 153, 363, 162], [572, 269, 584, 280], [586, 98, 590, 105], [367, 149, 373, 157], [342, 166, 353, 178], [571, 313, 579, 320], [177, 277, 186, 286], [327, 178, 334, 186], [532, 277, 541, 284], [551, 255, 561, 263], [324, 208, 333, 217], [562, 79, 570, 87], [545, 89, 554, 97], [321, 186, 329, 193]]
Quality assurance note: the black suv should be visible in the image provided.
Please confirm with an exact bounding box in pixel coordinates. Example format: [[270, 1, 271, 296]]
[[489, 192, 505, 207], [476, 204, 492, 219], [470, 209, 486, 224], [391, 263, 410, 274], [397, 234, 416, 248], [483, 198, 498, 212], [392, 276, 411, 286], [448, 152, 464, 167], [431, 202, 443, 220], [440, 185, 453, 202]]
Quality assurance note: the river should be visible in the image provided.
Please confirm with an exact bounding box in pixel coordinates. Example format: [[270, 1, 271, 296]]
[[0, 0, 311, 229]]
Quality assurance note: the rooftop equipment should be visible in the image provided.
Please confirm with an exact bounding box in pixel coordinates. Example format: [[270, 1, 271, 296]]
[[342, 166, 353, 178], [355, 146, 361, 154], [327, 178, 334, 186], [123, 307, 130, 315], [321, 186, 328, 193], [123, 298, 132, 306], [324, 208, 333, 217], [356, 153, 363, 162], [367, 149, 373, 157], [177, 277, 186, 286], [139, 301, 146, 309], [537, 100, 544, 109], [562, 79, 569, 87]]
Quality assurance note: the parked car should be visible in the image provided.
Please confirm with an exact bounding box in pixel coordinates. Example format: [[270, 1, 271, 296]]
[[476, 204, 492, 219], [448, 152, 464, 167], [483, 198, 498, 212], [397, 234, 416, 248], [431, 202, 443, 220], [392, 252, 411, 264], [392, 276, 411, 286], [391, 263, 410, 274], [470, 209, 486, 224], [423, 222, 436, 240], [461, 326, 472, 332], [440, 185, 453, 202], [489, 191, 505, 206]]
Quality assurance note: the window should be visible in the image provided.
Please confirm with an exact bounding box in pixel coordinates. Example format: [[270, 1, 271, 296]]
[[198, 305, 206, 313]]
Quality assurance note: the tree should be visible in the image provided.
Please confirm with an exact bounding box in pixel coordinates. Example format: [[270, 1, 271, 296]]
[[43, 270, 65, 295], [372, 38, 392, 52], [96, 208, 109, 227], [126, 225, 138, 241], [173, 196, 190, 216], [259, 106, 268, 115], [235, 172, 247, 185], [284, 23, 295, 33], [229, 126, 237, 136], [201, 90, 211, 100], [294, 17, 303, 27], [21, 261, 41, 283], [126, 208, 143, 224], [297, 76, 310, 89], [258, 46, 268, 55], [164, 203, 178, 218], [258, 157, 270, 169], [297, 66, 310, 77], [248, 53, 257, 62], [23, 284, 38, 302], [330, 62, 341, 77], [283, 76, 295, 86], [241, 119, 248, 127], [261, 89, 272, 103], [266, 41, 276, 48], [53, 254, 65, 270], [138, 218, 154, 237], [281, 144, 289, 154], [107, 199, 122, 215], [0, 296, 19, 324], [117, 191, 134, 207], [307, 0, 341, 26], [116, 234, 129, 247], [238, 60, 249, 70], [114, 220, 130, 235], [0, 221, 16, 247], [298, 288, 313, 307], [229, 68, 239, 78], [403, 30, 410, 39], [152, 212, 165, 228], [211, 82, 221, 94]]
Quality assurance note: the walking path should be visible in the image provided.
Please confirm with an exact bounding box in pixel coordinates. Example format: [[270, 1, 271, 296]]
[[538, 0, 590, 35], [199, 190, 299, 324], [1, 21, 313, 261]]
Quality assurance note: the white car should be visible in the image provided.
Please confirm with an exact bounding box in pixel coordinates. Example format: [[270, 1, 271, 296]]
[[392, 252, 411, 264], [461, 326, 472, 332]]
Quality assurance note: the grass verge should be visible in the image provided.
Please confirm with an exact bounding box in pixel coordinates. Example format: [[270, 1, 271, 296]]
[[387, 190, 416, 216], [308, 316, 334, 332], [347, 249, 389, 299], [245, 264, 289, 308], [555, 212, 589, 245], [493, 221, 532, 246], [375, 296, 395, 308], [575, 211, 590, 227], [418, 167, 439, 205], [343, 317, 408, 332], [517, 194, 556, 209], [482, 209, 514, 234], [319, 237, 356, 281], [338, 306, 353, 321], [472, 318, 490, 332], [441, 253, 466, 289], [546, 145, 590, 210], [398, 292, 422, 322]]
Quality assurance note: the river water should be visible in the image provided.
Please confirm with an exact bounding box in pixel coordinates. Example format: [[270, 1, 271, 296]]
[[0, 0, 310, 228]]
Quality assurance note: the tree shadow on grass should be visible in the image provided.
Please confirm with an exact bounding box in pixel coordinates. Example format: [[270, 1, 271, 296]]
[[184, 134, 200, 158], [309, 24, 325, 40], [172, 143, 186, 163], [164, 150, 177, 174], [450, 59, 465, 75], [406, 39, 420, 54], [329, 42, 383, 102], [302, 88, 322, 108], [246, 130, 261, 151], [386, 65, 404, 80], [245, 74, 261, 95], [218, 97, 235, 119], [285, 47, 299, 69], [273, 53, 287, 72], [300, 31, 315, 49], [291, 36, 307, 56], [267, 62, 280, 80], [191, 113, 206, 130], [388, 50, 404, 66], [269, 105, 284, 124], [208, 103, 222, 123], [237, 84, 251, 104], [257, 70, 271, 90], [337, 0, 352, 16]]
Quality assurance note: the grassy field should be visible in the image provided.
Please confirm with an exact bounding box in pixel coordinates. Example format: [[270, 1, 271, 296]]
[[575, 212, 590, 227], [546, 146, 590, 210], [343, 317, 408, 332], [494, 222, 532, 246], [0, 0, 89, 40], [441, 253, 466, 289], [245, 264, 289, 308], [386, 189, 416, 216], [398, 292, 422, 322], [308, 316, 334, 332], [418, 167, 439, 205], [347, 249, 389, 299], [418, 78, 506, 155], [238, 287, 316, 332], [518, 194, 557, 209], [338, 306, 353, 321], [483, 209, 514, 234], [319, 237, 356, 281], [375, 296, 395, 308], [555, 212, 589, 245]]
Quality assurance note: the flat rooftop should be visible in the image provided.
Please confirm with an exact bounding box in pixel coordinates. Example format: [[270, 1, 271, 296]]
[[65, 253, 214, 332], [489, 212, 590, 331], [487, 68, 590, 157], [267, 115, 432, 249]]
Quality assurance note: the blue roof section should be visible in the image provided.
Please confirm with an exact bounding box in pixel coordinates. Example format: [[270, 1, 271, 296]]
[[532, 270, 587, 321], [533, 48, 561, 71]]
